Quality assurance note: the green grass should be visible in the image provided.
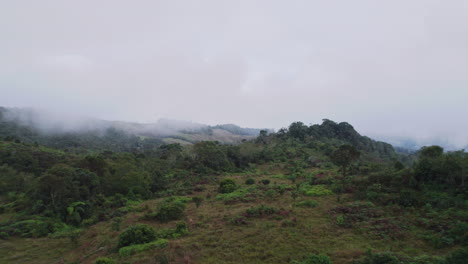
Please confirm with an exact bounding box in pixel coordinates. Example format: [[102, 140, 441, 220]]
[[118, 239, 168, 257]]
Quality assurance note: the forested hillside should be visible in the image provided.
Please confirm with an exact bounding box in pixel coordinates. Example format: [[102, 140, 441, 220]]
[[0, 118, 466, 264]]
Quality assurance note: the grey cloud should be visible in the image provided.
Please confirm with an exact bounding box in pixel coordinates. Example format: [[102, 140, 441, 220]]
[[1, 0, 467, 147]]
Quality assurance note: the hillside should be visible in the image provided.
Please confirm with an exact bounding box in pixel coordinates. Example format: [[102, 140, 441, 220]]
[[0, 118, 466, 264], [0, 107, 267, 152]]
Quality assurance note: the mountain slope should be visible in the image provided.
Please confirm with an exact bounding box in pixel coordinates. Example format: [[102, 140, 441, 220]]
[[0, 107, 267, 152]]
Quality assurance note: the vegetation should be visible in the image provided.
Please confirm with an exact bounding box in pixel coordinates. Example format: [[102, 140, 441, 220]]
[[0, 118, 466, 263], [118, 224, 157, 248]]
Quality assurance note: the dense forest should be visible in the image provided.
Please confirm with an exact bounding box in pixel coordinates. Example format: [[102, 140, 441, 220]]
[[0, 117, 466, 264]]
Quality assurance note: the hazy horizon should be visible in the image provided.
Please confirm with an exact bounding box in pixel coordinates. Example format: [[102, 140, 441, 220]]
[[1, 1, 467, 148]]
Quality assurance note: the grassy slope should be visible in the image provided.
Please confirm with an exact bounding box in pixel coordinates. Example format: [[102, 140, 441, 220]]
[[0, 166, 452, 264]]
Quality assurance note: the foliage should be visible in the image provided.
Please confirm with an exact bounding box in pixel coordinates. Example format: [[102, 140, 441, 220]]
[[244, 205, 278, 217], [245, 178, 255, 185], [192, 141, 234, 172], [218, 178, 238, 194], [0, 218, 55, 238], [155, 222, 189, 239], [118, 239, 168, 257], [94, 257, 116, 264], [292, 254, 331, 264], [300, 184, 334, 197], [331, 144, 360, 176], [155, 198, 187, 222], [1, 116, 467, 263], [443, 248, 468, 264], [118, 224, 157, 248], [216, 186, 261, 204], [354, 251, 401, 264], [261, 179, 271, 185], [330, 202, 382, 228]]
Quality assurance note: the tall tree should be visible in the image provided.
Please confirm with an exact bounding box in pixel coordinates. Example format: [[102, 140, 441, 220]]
[[331, 144, 361, 178], [331, 144, 360, 201]]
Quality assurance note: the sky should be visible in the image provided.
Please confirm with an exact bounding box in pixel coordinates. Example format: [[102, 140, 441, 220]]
[[1, 0, 467, 147]]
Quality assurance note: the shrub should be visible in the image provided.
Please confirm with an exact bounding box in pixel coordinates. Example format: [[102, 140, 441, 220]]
[[0, 231, 9, 239], [245, 178, 255, 185], [156, 222, 189, 239], [295, 200, 319, 208], [118, 224, 157, 248], [330, 202, 381, 228], [155, 255, 169, 264], [261, 179, 271, 185], [244, 205, 280, 218], [118, 239, 168, 257], [175, 221, 189, 236], [156, 199, 186, 222], [444, 248, 468, 264], [302, 185, 333, 197], [336, 215, 349, 227], [399, 189, 418, 207], [293, 254, 331, 264], [216, 186, 260, 204], [94, 257, 115, 264], [354, 251, 401, 264], [219, 178, 237, 194], [1, 219, 54, 238]]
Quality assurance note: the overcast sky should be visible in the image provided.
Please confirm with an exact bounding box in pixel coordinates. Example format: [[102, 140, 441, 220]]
[[1, 0, 467, 146]]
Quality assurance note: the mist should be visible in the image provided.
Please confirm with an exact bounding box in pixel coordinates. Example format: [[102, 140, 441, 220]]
[[1, 0, 467, 148]]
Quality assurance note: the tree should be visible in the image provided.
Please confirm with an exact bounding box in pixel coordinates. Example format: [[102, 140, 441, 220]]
[[419, 145, 444, 159], [36, 164, 79, 214], [193, 141, 233, 172], [256, 130, 268, 144], [288, 122, 309, 141], [331, 145, 361, 178], [331, 145, 360, 200]]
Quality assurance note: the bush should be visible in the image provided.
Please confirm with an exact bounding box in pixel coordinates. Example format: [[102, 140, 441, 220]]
[[0, 231, 9, 239], [119, 239, 168, 257], [219, 178, 237, 194], [354, 251, 401, 264], [156, 222, 189, 239], [293, 254, 331, 264], [399, 189, 418, 207], [118, 224, 157, 248], [1, 219, 54, 238], [245, 178, 255, 185], [94, 257, 115, 264], [175, 221, 189, 236], [156, 198, 187, 222], [261, 179, 271, 185], [216, 186, 260, 204], [444, 248, 468, 264], [244, 205, 281, 218], [302, 185, 333, 197]]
